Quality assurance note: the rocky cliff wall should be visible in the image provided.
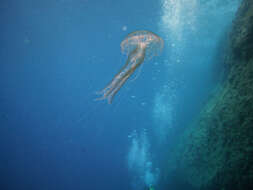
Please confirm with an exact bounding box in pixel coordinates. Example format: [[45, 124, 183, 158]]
[[167, 0, 253, 189]]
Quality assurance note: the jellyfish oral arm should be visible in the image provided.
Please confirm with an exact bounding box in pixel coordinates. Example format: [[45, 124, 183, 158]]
[[96, 47, 145, 104]]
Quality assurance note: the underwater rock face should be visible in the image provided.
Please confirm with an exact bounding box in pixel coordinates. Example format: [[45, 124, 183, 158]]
[[168, 0, 253, 189], [230, 0, 253, 62]]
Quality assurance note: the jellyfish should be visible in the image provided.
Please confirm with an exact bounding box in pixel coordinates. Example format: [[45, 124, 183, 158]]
[[96, 30, 164, 104]]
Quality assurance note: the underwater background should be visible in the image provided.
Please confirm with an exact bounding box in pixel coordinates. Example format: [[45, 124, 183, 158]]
[[1, 0, 252, 189]]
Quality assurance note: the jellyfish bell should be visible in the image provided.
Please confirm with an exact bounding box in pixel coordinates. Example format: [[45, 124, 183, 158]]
[[121, 30, 164, 60], [96, 30, 164, 104]]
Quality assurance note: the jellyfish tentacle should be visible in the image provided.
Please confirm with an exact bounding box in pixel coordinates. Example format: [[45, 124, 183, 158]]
[[95, 65, 131, 102], [97, 64, 135, 103], [107, 58, 142, 103], [96, 46, 146, 103], [96, 47, 139, 96], [130, 62, 144, 82], [130, 49, 146, 82], [107, 71, 132, 104], [115, 47, 138, 75], [106, 48, 146, 103], [97, 64, 131, 99]]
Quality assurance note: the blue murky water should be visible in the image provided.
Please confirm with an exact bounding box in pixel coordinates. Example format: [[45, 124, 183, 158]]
[[0, 0, 241, 189]]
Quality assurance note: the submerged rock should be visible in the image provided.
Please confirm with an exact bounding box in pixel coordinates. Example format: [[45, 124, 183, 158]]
[[231, 0, 253, 62], [167, 0, 253, 189]]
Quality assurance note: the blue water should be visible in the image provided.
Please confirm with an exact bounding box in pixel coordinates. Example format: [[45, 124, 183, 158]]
[[0, 0, 240, 190]]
